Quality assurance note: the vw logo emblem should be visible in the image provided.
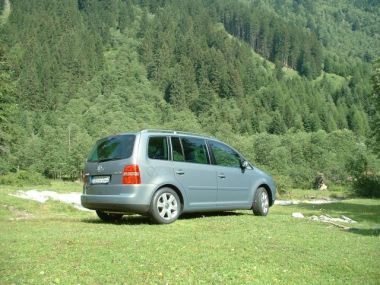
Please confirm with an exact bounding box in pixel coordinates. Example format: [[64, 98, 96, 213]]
[[97, 165, 104, 172]]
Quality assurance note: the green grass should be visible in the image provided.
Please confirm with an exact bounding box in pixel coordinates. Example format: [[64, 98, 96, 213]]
[[0, 182, 379, 284]]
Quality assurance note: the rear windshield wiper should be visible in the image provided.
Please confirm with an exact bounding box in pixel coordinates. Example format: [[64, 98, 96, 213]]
[[96, 158, 117, 163], [96, 157, 124, 163]]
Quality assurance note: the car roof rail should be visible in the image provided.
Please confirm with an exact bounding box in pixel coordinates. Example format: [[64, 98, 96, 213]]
[[141, 129, 214, 139]]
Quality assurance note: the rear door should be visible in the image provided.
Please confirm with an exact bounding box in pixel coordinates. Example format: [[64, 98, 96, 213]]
[[171, 136, 217, 209], [84, 134, 136, 195], [208, 140, 251, 208]]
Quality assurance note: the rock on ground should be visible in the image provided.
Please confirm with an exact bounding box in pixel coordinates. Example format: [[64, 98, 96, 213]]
[[292, 212, 304, 218]]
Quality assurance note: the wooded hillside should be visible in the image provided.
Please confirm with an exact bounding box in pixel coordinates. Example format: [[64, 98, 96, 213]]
[[0, 0, 379, 192]]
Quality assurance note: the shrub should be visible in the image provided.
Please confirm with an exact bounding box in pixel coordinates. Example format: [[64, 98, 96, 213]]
[[0, 171, 51, 186], [347, 149, 380, 197], [352, 176, 380, 198], [273, 175, 292, 195]]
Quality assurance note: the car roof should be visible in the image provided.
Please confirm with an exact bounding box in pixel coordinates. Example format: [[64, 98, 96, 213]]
[[140, 129, 216, 140], [102, 129, 218, 141]]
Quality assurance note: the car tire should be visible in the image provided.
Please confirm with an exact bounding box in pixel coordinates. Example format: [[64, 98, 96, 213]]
[[96, 210, 123, 222], [252, 187, 269, 216], [149, 187, 181, 224]]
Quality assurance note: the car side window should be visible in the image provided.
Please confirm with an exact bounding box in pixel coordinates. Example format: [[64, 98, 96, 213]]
[[171, 137, 185, 162], [181, 137, 209, 164], [148, 136, 168, 160], [210, 141, 241, 168]]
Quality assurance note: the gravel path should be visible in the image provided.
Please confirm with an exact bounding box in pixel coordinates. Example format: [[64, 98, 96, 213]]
[[10, 190, 89, 211], [275, 198, 343, 206]]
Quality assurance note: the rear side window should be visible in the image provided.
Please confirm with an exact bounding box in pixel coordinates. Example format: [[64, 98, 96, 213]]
[[181, 137, 209, 164], [148, 136, 168, 160], [87, 135, 135, 162], [209, 141, 241, 168], [171, 137, 185, 162]]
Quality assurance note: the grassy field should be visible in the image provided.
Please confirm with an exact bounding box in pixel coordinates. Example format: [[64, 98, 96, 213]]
[[0, 181, 379, 284]]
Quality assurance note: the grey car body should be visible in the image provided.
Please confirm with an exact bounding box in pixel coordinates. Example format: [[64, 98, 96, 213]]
[[81, 130, 276, 223]]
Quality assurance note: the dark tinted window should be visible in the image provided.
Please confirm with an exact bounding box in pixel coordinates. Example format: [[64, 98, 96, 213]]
[[181, 137, 209, 164], [87, 135, 135, 162], [210, 141, 241, 168], [171, 137, 185, 162], [148, 137, 168, 160]]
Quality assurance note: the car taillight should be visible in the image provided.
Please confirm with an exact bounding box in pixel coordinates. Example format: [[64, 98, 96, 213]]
[[122, 164, 141, 184]]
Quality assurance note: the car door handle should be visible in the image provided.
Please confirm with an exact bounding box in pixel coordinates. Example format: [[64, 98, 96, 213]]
[[218, 174, 226, 179], [175, 170, 185, 175]]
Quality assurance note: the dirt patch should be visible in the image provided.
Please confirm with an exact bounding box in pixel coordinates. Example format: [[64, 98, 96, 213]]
[[3, 204, 35, 220], [9, 190, 89, 211], [275, 198, 343, 206]]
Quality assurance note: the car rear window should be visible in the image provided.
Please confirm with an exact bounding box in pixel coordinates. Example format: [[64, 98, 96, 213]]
[[148, 136, 168, 160], [87, 135, 135, 162]]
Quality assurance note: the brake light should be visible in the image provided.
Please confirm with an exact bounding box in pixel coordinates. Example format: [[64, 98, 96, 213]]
[[122, 164, 141, 184]]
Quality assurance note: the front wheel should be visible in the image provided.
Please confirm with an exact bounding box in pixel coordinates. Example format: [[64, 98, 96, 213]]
[[96, 210, 123, 222], [252, 187, 269, 216], [149, 188, 181, 224]]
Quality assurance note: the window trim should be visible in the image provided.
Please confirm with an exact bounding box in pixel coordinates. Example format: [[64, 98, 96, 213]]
[[170, 136, 185, 162], [204, 138, 212, 165], [206, 140, 216, 165]]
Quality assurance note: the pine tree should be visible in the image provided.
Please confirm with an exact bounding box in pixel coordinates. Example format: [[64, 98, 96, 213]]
[[0, 44, 16, 173], [370, 59, 380, 155], [269, 111, 287, 134]]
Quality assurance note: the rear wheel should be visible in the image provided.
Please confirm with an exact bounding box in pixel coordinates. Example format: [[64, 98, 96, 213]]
[[96, 210, 123, 222], [252, 187, 269, 216], [149, 187, 181, 224]]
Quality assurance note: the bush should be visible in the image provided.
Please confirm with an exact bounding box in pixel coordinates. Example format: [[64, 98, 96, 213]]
[[0, 171, 51, 186], [352, 176, 380, 198], [273, 175, 292, 195], [347, 149, 380, 197]]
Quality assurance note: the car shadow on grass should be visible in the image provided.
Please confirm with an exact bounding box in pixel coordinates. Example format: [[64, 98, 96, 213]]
[[348, 228, 380, 236], [294, 202, 380, 236], [81, 211, 247, 225], [180, 211, 247, 220], [82, 215, 152, 226]]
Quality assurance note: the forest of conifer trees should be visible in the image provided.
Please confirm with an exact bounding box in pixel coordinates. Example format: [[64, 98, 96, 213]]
[[0, 0, 379, 195]]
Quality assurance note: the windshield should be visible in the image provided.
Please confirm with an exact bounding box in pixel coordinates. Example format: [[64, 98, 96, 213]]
[[87, 135, 135, 162]]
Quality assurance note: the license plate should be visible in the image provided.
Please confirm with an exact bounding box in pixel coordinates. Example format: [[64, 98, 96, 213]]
[[91, 176, 110, 184]]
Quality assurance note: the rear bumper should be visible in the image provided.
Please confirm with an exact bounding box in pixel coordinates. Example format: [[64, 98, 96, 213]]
[[81, 183, 156, 214], [81, 194, 150, 213]]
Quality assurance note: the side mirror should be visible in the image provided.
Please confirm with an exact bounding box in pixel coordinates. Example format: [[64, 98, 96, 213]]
[[241, 160, 249, 169]]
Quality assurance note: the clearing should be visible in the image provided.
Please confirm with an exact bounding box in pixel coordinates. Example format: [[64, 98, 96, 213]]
[[0, 181, 379, 284]]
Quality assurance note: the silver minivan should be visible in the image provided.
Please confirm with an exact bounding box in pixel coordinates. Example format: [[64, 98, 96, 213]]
[[81, 130, 276, 224]]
